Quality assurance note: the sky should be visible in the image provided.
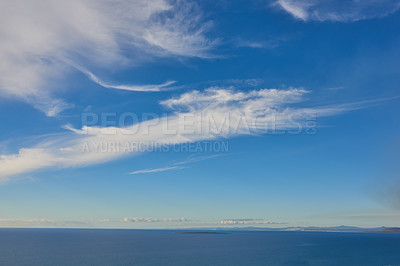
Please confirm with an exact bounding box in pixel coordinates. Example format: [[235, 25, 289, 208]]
[[0, 0, 400, 229]]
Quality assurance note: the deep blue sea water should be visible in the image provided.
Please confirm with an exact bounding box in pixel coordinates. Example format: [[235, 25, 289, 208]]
[[0, 229, 399, 266]]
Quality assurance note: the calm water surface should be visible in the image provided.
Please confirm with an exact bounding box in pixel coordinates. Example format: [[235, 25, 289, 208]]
[[0, 229, 399, 266]]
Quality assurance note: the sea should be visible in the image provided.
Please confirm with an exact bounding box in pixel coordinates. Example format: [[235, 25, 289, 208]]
[[0, 229, 399, 266]]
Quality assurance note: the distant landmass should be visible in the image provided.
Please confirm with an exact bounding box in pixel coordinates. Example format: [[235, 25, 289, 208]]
[[182, 226, 400, 233], [380, 227, 400, 233], [177, 231, 231, 235]]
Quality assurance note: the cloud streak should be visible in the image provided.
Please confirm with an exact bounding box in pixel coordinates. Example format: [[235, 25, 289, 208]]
[[79, 67, 177, 92], [122, 217, 191, 223], [0, 218, 89, 228], [129, 166, 185, 175], [129, 154, 223, 175], [0, 217, 193, 228], [275, 0, 400, 22], [219, 218, 284, 225]]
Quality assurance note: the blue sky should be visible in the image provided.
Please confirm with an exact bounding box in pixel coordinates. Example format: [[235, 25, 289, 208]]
[[0, 0, 400, 229]]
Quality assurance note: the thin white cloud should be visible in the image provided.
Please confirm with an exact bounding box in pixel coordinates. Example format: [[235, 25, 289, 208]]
[[122, 217, 191, 223], [276, 0, 311, 20], [0, 217, 290, 228], [0, 218, 89, 227], [129, 154, 223, 175], [161, 87, 309, 111], [129, 166, 184, 175], [275, 0, 400, 22], [79, 67, 176, 92], [326, 86, 345, 91], [219, 218, 284, 225], [0, 87, 373, 183], [0, 0, 214, 115], [234, 39, 283, 49], [0, 217, 193, 228]]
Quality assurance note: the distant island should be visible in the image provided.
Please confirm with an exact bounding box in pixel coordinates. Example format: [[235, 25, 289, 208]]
[[380, 227, 400, 233], [177, 226, 400, 233], [177, 231, 231, 235]]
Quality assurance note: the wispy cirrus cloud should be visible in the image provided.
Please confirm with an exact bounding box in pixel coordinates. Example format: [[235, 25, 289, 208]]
[[129, 166, 185, 175], [129, 154, 223, 175], [79, 67, 177, 92], [275, 0, 400, 22], [0, 0, 215, 115], [0, 87, 374, 183]]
